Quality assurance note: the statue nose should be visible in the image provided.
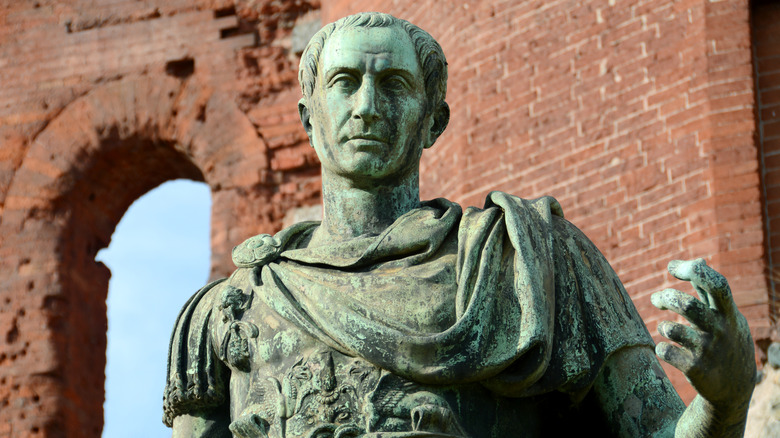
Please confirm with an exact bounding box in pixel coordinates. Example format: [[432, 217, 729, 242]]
[[353, 81, 380, 122]]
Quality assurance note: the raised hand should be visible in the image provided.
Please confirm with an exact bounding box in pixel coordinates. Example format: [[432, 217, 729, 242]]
[[651, 258, 755, 408]]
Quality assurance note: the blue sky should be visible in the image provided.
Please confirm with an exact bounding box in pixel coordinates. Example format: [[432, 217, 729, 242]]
[[96, 179, 212, 438]]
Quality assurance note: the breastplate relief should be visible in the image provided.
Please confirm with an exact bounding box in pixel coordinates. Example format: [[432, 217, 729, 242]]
[[228, 349, 467, 438]]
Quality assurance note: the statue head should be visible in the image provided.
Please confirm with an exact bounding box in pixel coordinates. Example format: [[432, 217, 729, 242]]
[[297, 13, 450, 183], [299, 12, 448, 117]]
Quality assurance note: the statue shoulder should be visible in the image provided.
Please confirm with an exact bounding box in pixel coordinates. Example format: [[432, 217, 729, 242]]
[[163, 267, 270, 427], [493, 191, 655, 393], [231, 221, 318, 268], [163, 277, 231, 427], [546, 207, 655, 391]]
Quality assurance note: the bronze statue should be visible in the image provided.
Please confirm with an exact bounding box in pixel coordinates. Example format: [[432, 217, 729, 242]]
[[164, 12, 755, 437]]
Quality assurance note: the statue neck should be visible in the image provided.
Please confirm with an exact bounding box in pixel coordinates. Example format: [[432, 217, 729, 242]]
[[309, 170, 421, 246]]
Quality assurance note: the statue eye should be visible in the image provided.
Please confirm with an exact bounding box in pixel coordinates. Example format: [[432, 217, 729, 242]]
[[330, 74, 358, 91], [381, 75, 408, 91]]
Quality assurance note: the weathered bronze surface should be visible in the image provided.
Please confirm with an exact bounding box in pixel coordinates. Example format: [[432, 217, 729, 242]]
[[164, 13, 756, 437]]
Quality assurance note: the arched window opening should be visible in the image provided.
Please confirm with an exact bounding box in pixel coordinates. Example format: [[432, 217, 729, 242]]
[[96, 180, 211, 438]]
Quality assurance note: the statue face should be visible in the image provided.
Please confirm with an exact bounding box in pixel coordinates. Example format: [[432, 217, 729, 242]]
[[301, 25, 434, 183]]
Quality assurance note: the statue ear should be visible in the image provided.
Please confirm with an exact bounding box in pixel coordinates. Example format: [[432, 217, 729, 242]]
[[426, 102, 450, 149], [298, 98, 314, 146]]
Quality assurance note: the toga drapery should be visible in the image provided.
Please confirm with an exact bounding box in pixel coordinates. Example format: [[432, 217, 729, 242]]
[[163, 192, 653, 436]]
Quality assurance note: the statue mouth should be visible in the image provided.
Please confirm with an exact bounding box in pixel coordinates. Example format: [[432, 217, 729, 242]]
[[350, 134, 386, 141], [348, 135, 387, 149]]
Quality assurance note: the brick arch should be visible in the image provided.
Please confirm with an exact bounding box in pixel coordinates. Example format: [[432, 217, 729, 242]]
[[4, 74, 269, 246], [0, 75, 268, 436]]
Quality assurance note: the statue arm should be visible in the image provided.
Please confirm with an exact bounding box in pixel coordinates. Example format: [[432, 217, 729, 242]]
[[594, 259, 755, 437], [164, 279, 232, 433], [594, 346, 751, 437]]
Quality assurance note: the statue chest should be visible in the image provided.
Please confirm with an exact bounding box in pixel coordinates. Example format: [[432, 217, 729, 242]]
[[221, 312, 546, 438], [212, 267, 546, 437], [209, 250, 565, 437]]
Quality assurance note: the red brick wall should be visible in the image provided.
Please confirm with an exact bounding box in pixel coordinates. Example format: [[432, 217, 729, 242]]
[[754, 0, 780, 330], [324, 0, 769, 401], [0, 0, 772, 435], [0, 1, 320, 435]]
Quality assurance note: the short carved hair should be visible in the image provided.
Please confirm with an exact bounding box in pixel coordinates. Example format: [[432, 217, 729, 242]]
[[298, 12, 448, 113]]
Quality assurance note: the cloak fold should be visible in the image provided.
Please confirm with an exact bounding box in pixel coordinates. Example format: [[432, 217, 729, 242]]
[[253, 192, 651, 395], [164, 192, 654, 423]]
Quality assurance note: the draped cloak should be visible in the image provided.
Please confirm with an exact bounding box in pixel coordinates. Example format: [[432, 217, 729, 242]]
[[163, 192, 654, 434]]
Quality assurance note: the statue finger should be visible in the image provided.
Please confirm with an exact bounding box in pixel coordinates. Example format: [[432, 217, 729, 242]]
[[667, 259, 712, 307], [655, 341, 694, 375], [691, 261, 735, 315], [657, 320, 703, 352], [668, 259, 734, 314], [667, 259, 700, 282], [651, 288, 716, 333]]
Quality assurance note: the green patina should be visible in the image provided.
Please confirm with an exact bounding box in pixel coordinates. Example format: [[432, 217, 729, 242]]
[[163, 12, 756, 438]]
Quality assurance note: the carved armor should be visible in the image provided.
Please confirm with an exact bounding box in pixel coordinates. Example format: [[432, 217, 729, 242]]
[[165, 194, 654, 437]]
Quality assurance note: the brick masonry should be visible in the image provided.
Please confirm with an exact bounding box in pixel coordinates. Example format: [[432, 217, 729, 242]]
[[754, 0, 780, 340], [0, 0, 774, 435]]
